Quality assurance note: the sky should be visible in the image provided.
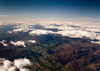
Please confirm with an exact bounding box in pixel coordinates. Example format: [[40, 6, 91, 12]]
[[0, 0, 100, 23]]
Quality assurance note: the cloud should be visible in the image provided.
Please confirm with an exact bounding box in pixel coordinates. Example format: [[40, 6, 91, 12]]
[[28, 40, 36, 43], [12, 24, 35, 33], [55, 30, 96, 39], [20, 68, 29, 71], [0, 59, 12, 71], [0, 58, 32, 71], [0, 39, 36, 48], [10, 40, 36, 47], [8, 66, 16, 71], [30, 23, 100, 44], [91, 41, 100, 44], [3, 60, 12, 70], [10, 41, 26, 47], [8, 31, 12, 34], [0, 40, 8, 47], [0, 68, 5, 71], [4, 21, 100, 45], [14, 58, 32, 70], [13, 28, 28, 33], [29, 29, 53, 35]]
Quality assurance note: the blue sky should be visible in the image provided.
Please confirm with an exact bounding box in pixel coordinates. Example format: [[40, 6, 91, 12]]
[[0, 0, 100, 23]]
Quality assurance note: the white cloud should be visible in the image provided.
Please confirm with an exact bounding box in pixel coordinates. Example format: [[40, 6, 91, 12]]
[[8, 31, 12, 34], [91, 41, 100, 44], [8, 66, 16, 71], [14, 58, 32, 70], [40, 23, 100, 44], [0, 58, 32, 71], [0, 40, 8, 47], [55, 30, 97, 39], [13, 28, 27, 33], [3, 60, 12, 70], [29, 29, 53, 35], [0, 68, 5, 71], [0, 59, 12, 71], [3, 21, 100, 45], [27, 24, 100, 44], [12, 24, 35, 33], [10, 40, 36, 47], [20, 68, 29, 71], [28, 40, 36, 43], [10, 41, 26, 47]]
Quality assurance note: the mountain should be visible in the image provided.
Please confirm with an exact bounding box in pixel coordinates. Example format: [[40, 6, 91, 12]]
[[0, 24, 100, 71]]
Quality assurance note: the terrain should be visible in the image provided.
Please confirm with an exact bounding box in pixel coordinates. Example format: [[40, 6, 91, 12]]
[[0, 24, 100, 71]]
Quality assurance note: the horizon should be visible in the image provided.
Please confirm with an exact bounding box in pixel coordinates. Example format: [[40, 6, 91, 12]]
[[0, 0, 100, 24]]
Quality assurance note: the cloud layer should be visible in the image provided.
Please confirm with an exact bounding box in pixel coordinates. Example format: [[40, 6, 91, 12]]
[[6, 22, 100, 44]]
